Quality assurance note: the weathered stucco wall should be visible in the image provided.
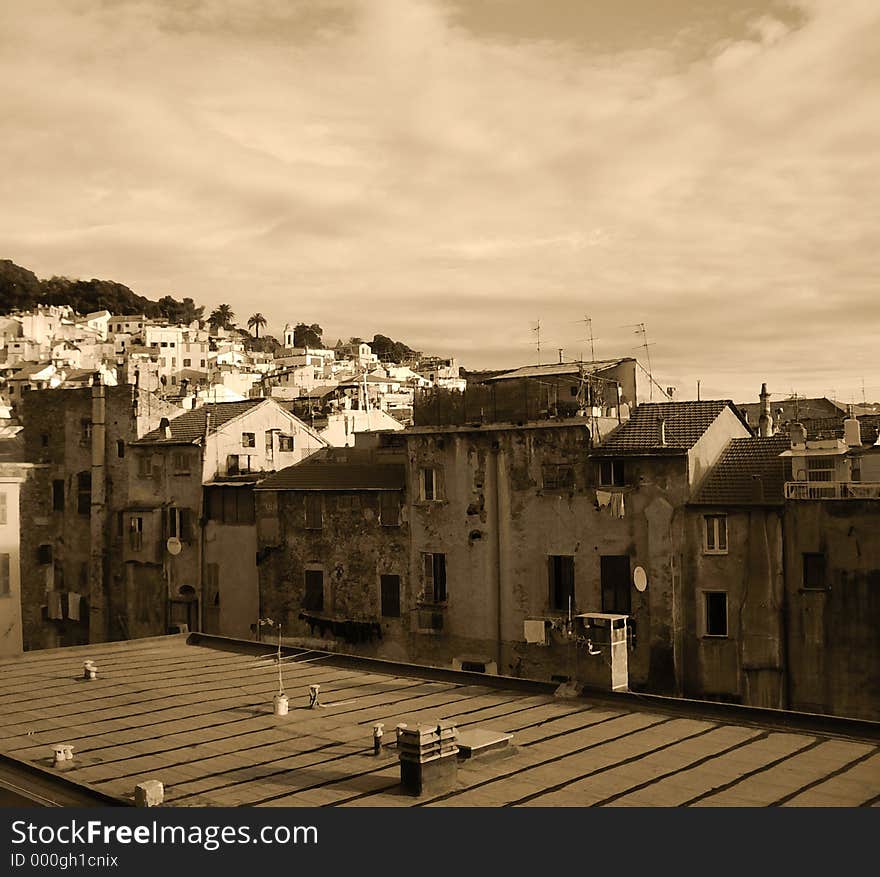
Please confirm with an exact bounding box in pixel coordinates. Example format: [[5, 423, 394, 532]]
[[204, 515, 259, 639], [256, 487, 410, 660], [682, 506, 785, 706], [405, 426, 691, 693], [783, 500, 880, 720]]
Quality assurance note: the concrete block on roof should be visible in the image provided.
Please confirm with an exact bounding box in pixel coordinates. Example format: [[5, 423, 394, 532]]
[[134, 780, 164, 807]]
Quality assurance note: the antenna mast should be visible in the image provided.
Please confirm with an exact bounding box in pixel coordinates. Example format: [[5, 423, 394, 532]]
[[636, 322, 654, 402], [532, 319, 542, 365]]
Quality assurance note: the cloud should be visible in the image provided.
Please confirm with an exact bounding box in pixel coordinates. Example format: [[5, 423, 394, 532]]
[[0, 0, 878, 402]]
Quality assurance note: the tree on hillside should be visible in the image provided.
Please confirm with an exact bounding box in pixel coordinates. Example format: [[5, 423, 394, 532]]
[[157, 295, 204, 325], [247, 313, 267, 338], [244, 334, 283, 355], [0, 260, 42, 313], [369, 333, 417, 363], [292, 322, 323, 348], [209, 304, 236, 332]]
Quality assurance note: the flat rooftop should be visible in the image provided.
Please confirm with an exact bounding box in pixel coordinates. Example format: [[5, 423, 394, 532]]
[[0, 636, 877, 808]]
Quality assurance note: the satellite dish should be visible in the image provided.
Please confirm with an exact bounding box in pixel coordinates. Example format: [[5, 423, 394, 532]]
[[166, 537, 182, 556], [633, 566, 648, 592]]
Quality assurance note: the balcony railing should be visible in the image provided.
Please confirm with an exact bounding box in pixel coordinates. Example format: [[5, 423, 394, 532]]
[[785, 481, 880, 500]]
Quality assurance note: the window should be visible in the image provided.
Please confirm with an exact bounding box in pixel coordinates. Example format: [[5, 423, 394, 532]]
[[41, 433, 49, 447], [52, 480, 64, 512], [380, 492, 400, 527], [165, 507, 192, 543], [422, 552, 447, 604], [278, 434, 295, 452], [0, 492, 6, 526], [304, 569, 324, 611], [704, 515, 728, 554], [420, 467, 441, 501], [549, 555, 575, 612], [77, 472, 91, 516], [37, 544, 53, 565], [138, 454, 153, 478], [80, 419, 93, 445], [172, 452, 191, 474], [597, 459, 625, 487], [304, 494, 323, 529], [242, 432, 256, 448], [803, 553, 827, 590], [704, 592, 728, 637], [116, 439, 125, 458], [806, 456, 835, 483], [0, 554, 9, 597], [205, 486, 255, 524], [542, 464, 575, 490], [600, 555, 631, 615], [265, 431, 274, 456], [129, 516, 143, 551], [183, 358, 191, 367], [226, 454, 241, 476], [381, 574, 401, 618]]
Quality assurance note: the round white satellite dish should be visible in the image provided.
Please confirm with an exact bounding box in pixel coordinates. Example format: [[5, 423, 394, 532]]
[[166, 537, 182, 556], [633, 566, 648, 592]]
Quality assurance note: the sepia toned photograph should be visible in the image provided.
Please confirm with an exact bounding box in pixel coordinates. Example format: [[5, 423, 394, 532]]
[[0, 0, 877, 841]]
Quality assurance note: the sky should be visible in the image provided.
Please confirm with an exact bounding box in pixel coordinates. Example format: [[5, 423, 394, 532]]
[[1, 0, 878, 404]]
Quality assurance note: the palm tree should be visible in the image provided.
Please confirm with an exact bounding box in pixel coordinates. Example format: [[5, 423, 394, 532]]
[[208, 303, 235, 332], [247, 313, 267, 339]]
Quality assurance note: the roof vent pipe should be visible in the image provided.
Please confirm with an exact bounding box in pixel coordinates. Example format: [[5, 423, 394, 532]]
[[52, 744, 74, 767], [83, 660, 97, 680]]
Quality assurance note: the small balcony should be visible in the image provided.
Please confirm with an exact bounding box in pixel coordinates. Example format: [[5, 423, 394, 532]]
[[784, 481, 880, 500]]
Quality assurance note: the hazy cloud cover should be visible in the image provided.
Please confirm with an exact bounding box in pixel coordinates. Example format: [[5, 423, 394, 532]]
[[1, 0, 878, 402]]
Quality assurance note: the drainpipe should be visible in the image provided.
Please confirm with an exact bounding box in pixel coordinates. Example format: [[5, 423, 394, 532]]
[[89, 379, 108, 643], [199, 410, 211, 634], [492, 442, 504, 671]]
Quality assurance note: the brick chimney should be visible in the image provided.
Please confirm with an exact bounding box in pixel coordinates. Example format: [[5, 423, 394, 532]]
[[758, 383, 774, 437]]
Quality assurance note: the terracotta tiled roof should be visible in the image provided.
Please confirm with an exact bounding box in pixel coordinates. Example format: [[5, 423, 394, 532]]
[[692, 435, 791, 506], [256, 447, 405, 491], [134, 399, 267, 445], [592, 400, 742, 455]]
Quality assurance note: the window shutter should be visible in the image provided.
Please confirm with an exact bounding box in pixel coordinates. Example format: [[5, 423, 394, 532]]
[[161, 508, 168, 541], [180, 508, 192, 543]]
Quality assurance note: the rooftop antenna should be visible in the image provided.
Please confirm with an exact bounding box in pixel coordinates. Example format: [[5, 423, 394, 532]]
[[634, 322, 654, 401], [532, 319, 542, 365], [571, 316, 597, 363], [583, 316, 596, 363]]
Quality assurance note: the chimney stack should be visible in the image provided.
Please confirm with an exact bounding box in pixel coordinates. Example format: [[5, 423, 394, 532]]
[[843, 407, 861, 447], [558, 348, 564, 364], [758, 383, 774, 437], [790, 421, 807, 448], [658, 417, 666, 446]]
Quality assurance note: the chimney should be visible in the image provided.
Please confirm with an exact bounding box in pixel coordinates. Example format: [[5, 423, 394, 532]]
[[758, 382, 774, 437], [658, 417, 666, 446], [843, 408, 861, 447], [159, 416, 172, 439], [558, 348, 564, 364], [790, 421, 807, 448]]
